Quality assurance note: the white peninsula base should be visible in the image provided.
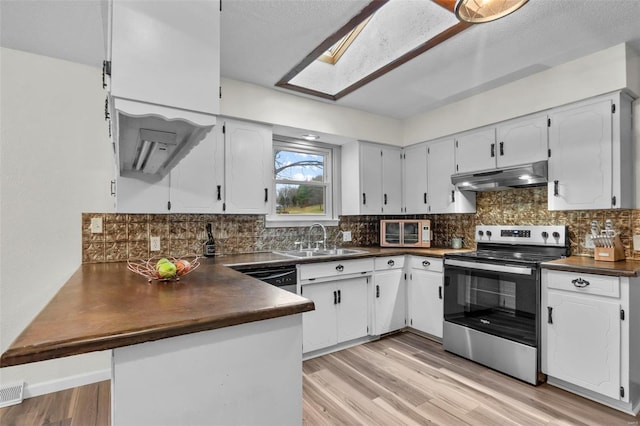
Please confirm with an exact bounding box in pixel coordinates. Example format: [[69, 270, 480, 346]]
[[111, 314, 303, 425]]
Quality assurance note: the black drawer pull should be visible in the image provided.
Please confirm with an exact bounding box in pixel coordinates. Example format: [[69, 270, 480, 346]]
[[376, 285, 380, 298], [547, 306, 553, 324], [336, 264, 344, 272], [572, 278, 590, 288], [387, 259, 395, 267], [422, 260, 430, 267], [264, 188, 268, 202], [553, 180, 559, 197], [438, 286, 442, 300]]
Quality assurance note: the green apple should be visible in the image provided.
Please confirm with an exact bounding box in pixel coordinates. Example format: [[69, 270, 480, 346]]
[[157, 262, 177, 279], [156, 258, 170, 269]]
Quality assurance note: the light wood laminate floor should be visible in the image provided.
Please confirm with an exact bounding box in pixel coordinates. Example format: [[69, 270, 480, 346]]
[[1, 332, 638, 425]]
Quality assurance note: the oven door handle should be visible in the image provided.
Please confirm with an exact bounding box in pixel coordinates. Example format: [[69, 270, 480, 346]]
[[444, 259, 533, 275]]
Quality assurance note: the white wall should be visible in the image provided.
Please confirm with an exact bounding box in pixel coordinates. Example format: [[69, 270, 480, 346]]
[[0, 48, 113, 393], [220, 78, 403, 146], [403, 43, 631, 145]]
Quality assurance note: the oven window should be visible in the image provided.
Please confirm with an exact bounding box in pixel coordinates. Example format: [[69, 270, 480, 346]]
[[384, 222, 400, 244], [444, 265, 538, 346], [403, 222, 419, 244]]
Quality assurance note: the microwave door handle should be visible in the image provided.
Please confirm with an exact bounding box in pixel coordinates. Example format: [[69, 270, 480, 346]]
[[444, 259, 533, 275]]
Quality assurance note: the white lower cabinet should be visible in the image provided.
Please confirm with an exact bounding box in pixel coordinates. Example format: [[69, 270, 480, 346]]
[[542, 269, 640, 414], [373, 256, 406, 335], [300, 259, 373, 354], [407, 256, 443, 338]]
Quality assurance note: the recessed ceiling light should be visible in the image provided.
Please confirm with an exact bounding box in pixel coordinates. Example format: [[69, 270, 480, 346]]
[[302, 134, 319, 141], [454, 0, 529, 24]]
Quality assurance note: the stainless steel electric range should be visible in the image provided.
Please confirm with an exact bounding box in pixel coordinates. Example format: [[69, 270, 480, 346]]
[[443, 225, 569, 385]]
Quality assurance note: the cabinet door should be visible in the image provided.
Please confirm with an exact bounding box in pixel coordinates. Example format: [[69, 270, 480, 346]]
[[224, 119, 272, 214], [336, 277, 369, 344], [373, 270, 406, 335], [547, 100, 612, 210], [496, 113, 548, 168], [110, 0, 219, 115], [546, 290, 620, 400], [169, 129, 222, 213], [455, 127, 496, 174], [381, 146, 402, 214], [116, 173, 170, 213], [427, 138, 456, 213], [301, 283, 338, 353], [408, 270, 443, 338], [402, 144, 428, 214], [360, 144, 382, 214]]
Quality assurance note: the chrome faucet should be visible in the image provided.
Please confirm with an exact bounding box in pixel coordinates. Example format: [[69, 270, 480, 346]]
[[308, 223, 327, 250]]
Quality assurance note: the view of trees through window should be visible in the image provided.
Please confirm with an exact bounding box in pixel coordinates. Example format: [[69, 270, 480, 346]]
[[274, 148, 326, 215]]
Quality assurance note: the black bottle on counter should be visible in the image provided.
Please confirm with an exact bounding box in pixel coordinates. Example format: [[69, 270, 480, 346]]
[[204, 223, 216, 257]]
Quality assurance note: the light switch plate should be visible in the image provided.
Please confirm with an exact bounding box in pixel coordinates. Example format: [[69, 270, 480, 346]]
[[633, 235, 640, 251], [150, 236, 161, 251], [584, 233, 595, 249], [343, 231, 352, 242], [90, 217, 103, 234]]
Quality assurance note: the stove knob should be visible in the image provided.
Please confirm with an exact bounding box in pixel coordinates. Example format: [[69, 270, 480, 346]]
[[486, 230, 492, 237], [552, 231, 560, 239], [478, 230, 484, 237], [541, 231, 549, 239]]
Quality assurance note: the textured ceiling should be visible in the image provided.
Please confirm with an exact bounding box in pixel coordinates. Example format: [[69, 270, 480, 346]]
[[2, 0, 640, 121]]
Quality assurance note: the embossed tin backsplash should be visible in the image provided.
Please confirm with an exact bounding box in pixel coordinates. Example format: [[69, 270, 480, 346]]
[[82, 187, 640, 263]]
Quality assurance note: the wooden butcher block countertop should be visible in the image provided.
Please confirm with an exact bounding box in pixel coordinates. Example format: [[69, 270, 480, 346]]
[[0, 261, 314, 368], [541, 256, 640, 277]]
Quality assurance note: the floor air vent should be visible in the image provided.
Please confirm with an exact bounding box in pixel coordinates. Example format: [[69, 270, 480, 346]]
[[0, 382, 24, 408]]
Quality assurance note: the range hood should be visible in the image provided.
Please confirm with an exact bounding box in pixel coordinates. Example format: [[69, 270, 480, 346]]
[[112, 98, 216, 179], [451, 160, 548, 192]]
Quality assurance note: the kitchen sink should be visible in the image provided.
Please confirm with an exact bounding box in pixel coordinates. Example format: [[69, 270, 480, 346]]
[[273, 248, 368, 259]]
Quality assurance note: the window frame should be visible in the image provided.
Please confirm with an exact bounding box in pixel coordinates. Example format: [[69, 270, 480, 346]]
[[266, 138, 340, 227]]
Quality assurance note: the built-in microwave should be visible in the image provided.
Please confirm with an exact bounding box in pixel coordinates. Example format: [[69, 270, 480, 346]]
[[380, 220, 431, 247]]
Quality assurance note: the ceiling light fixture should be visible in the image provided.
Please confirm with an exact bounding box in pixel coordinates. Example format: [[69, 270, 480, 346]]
[[302, 134, 320, 141], [454, 0, 529, 24]]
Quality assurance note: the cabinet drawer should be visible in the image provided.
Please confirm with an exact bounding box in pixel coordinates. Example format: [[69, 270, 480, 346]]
[[374, 256, 405, 270], [544, 270, 620, 298], [300, 258, 374, 281], [408, 256, 443, 272]]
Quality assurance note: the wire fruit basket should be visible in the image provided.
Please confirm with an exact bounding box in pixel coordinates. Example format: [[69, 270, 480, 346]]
[[127, 255, 201, 283]]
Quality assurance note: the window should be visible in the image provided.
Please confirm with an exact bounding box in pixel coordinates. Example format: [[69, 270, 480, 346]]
[[268, 139, 339, 226]]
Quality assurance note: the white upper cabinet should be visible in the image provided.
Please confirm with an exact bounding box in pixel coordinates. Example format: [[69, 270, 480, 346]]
[[496, 113, 549, 168], [455, 114, 549, 175], [109, 0, 220, 115], [454, 126, 496, 174], [222, 118, 273, 214], [427, 138, 475, 214], [402, 144, 428, 214], [547, 92, 633, 211], [342, 142, 402, 215]]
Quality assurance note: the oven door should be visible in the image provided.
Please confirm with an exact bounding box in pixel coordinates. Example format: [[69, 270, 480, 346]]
[[443, 258, 539, 347]]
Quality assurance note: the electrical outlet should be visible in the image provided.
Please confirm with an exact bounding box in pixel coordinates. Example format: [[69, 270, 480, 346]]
[[90, 217, 103, 234], [634, 235, 640, 251], [584, 233, 595, 249], [150, 236, 161, 252], [343, 231, 352, 242]]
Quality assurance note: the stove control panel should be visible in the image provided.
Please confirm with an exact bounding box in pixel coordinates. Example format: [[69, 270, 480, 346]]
[[476, 225, 567, 246]]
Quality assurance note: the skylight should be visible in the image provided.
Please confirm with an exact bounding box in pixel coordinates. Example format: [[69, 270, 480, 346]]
[[277, 0, 469, 100]]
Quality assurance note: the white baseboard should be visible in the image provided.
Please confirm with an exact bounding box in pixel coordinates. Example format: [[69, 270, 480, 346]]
[[23, 368, 111, 399]]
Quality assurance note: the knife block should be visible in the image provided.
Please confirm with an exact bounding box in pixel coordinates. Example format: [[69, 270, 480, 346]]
[[593, 235, 626, 262]]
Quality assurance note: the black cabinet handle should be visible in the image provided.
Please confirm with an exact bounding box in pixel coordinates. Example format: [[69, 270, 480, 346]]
[[264, 188, 268, 202], [547, 306, 553, 324], [553, 180, 559, 197], [110, 180, 116, 197], [384, 194, 388, 205], [451, 190, 455, 203], [387, 259, 395, 267], [422, 260, 430, 267], [490, 143, 495, 157], [571, 278, 590, 288], [439, 286, 442, 300], [217, 185, 222, 201], [336, 264, 344, 272], [333, 291, 337, 305], [376, 285, 380, 298], [423, 192, 427, 204], [104, 98, 110, 121], [499, 141, 504, 156], [362, 193, 366, 205], [337, 290, 341, 303]]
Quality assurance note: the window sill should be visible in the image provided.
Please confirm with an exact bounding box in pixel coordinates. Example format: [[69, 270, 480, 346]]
[[265, 217, 339, 228]]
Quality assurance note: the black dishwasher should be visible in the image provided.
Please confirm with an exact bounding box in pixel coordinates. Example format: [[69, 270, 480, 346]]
[[232, 264, 297, 293]]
